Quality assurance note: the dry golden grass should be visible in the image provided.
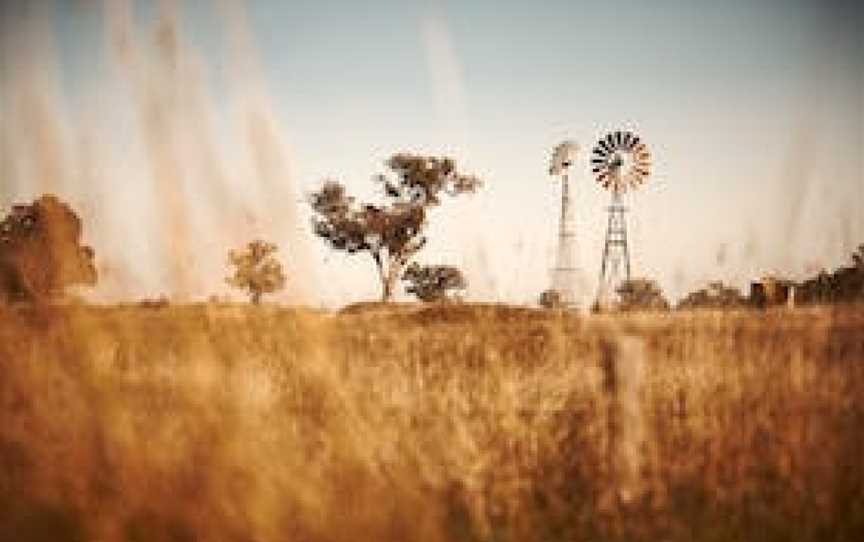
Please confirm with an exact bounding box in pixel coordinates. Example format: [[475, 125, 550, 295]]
[[1, 303, 862, 541]]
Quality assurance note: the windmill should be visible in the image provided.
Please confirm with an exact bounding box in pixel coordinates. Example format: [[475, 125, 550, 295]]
[[547, 140, 583, 308], [590, 130, 651, 308]]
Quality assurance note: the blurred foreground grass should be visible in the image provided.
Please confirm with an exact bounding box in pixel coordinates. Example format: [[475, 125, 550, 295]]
[[0, 303, 862, 541]]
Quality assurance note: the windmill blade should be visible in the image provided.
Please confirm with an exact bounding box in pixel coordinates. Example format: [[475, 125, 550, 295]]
[[596, 142, 606, 155], [593, 145, 609, 156], [596, 139, 611, 154], [621, 131, 633, 149]]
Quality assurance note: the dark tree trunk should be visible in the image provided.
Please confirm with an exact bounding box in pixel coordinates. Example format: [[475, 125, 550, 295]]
[[382, 266, 399, 302], [374, 252, 403, 303]]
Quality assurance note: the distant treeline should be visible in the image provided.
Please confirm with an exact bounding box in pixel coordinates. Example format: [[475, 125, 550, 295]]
[[597, 244, 864, 312], [794, 246, 864, 305], [1, 192, 862, 309], [679, 244, 864, 310]]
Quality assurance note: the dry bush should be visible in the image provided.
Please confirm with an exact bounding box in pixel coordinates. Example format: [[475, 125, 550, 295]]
[[0, 304, 862, 541], [0, 195, 97, 301]]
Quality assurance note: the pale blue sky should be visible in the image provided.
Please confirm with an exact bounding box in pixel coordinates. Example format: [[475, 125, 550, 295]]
[[1, 0, 862, 305]]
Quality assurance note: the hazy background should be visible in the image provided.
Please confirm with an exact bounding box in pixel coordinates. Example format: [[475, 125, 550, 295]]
[[1, 0, 861, 306]]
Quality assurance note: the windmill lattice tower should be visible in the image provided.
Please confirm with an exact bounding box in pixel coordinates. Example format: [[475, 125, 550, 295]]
[[590, 131, 651, 307], [548, 141, 582, 307]]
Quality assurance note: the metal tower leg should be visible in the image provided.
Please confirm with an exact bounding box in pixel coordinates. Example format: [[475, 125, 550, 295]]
[[597, 190, 630, 308], [551, 173, 581, 307]]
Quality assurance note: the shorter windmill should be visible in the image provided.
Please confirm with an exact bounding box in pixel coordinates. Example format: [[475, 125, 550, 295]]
[[547, 140, 583, 308], [590, 130, 651, 307]]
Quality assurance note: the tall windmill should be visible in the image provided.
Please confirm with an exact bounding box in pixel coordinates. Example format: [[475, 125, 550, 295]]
[[548, 140, 582, 308], [590, 130, 651, 307]]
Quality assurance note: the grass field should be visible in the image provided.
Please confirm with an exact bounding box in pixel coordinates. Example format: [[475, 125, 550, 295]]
[[1, 303, 862, 541]]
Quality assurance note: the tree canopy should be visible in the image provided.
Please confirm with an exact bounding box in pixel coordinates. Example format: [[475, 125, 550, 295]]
[[402, 262, 466, 302], [539, 289, 562, 309], [0, 194, 96, 301], [226, 240, 286, 304], [616, 278, 670, 311], [677, 281, 747, 310], [310, 154, 481, 302], [795, 244, 864, 304]]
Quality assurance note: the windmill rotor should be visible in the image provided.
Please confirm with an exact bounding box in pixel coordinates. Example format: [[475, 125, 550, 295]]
[[590, 130, 651, 194], [549, 140, 580, 176]]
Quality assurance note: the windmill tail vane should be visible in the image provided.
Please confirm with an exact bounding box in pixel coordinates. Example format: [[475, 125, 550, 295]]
[[549, 141, 579, 176]]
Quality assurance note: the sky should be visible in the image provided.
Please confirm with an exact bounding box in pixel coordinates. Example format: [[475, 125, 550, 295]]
[[0, 0, 862, 306]]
